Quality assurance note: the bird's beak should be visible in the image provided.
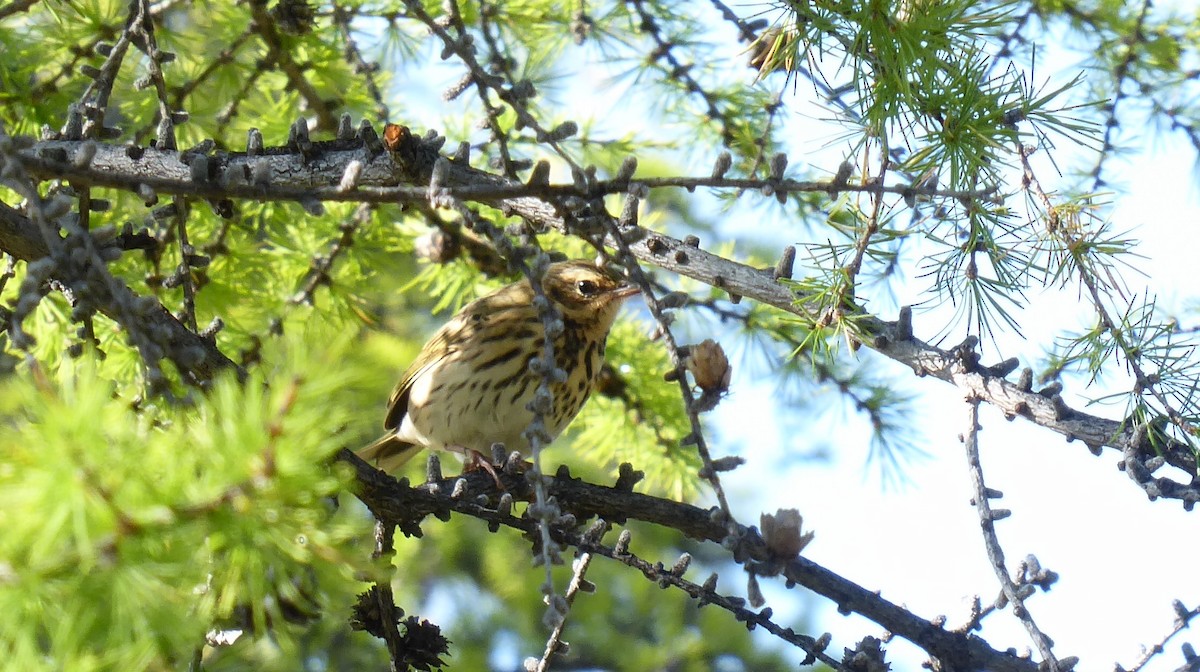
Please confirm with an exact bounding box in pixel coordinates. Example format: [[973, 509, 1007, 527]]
[[613, 284, 641, 301]]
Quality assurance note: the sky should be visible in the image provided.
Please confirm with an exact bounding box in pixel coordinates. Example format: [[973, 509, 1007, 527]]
[[386, 6, 1200, 670], [707, 80, 1200, 672]]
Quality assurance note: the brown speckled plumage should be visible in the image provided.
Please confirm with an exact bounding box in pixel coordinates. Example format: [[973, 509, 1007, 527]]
[[357, 260, 638, 473]]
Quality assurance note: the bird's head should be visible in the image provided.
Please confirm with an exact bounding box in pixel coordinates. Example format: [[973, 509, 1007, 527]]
[[542, 260, 639, 327]]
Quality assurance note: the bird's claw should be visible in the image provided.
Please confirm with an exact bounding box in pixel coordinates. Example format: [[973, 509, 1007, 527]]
[[463, 448, 505, 489]]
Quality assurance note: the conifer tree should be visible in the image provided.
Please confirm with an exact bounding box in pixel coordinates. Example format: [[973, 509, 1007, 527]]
[[1, 0, 1197, 670]]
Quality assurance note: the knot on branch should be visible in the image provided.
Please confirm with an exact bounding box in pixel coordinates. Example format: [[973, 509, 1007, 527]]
[[842, 636, 890, 672], [951, 335, 981, 372]]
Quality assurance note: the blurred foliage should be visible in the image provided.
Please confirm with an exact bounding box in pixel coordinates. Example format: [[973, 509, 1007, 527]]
[[0, 342, 374, 671]]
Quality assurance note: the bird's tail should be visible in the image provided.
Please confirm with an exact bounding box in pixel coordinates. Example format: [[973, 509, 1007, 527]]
[[355, 434, 424, 474]]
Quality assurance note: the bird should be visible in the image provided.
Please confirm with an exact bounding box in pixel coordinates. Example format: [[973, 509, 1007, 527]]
[[357, 259, 639, 475]]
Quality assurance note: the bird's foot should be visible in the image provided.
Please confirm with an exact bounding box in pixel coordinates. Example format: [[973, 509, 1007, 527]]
[[463, 448, 504, 489]]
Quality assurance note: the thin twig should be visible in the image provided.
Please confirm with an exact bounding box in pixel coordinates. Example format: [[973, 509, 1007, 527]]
[[962, 397, 1061, 669], [1122, 600, 1200, 672], [372, 520, 405, 672], [601, 196, 737, 530], [534, 549, 598, 672]]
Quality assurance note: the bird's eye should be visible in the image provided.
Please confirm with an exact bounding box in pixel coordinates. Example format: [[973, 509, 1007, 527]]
[[576, 280, 599, 296]]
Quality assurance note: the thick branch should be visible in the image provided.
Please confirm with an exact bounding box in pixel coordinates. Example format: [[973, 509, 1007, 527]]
[[340, 450, 1039, 672], [0, 201, 239, 382], [0, 200, 49, 261]]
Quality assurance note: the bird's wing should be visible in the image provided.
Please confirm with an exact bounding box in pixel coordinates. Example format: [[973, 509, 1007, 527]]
[[382, 310, 469, 430], [382, 284, 531, 430]]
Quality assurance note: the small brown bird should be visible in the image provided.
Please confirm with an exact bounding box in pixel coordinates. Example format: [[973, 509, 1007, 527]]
[[357, 260, 639, 474]]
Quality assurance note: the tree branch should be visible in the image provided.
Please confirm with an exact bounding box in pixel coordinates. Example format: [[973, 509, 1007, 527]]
[[11, 131, 1198, 505], [0, 198, 239, 383], [339, 449, 1041, 672], [962, 398, 1065, 670]]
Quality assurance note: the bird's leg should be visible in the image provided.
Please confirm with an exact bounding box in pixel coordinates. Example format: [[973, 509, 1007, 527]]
[[461, 447, 504, 489]]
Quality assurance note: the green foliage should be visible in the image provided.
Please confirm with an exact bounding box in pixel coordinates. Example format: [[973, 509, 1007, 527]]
[[761, 0, 1019, 158], [0, 342, 375, 670]]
